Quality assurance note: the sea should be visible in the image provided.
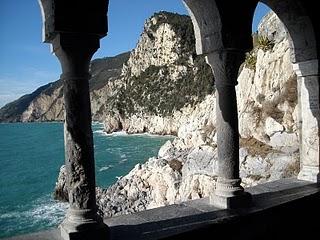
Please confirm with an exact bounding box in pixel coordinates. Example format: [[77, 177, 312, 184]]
[[0, 122, 173, 238]]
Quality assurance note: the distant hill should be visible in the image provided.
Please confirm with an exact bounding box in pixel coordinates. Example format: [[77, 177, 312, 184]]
[[0, 52, 130, 122]]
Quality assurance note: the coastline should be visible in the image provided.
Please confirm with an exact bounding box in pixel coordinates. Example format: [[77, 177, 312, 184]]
[[0, 122, 171, 238]]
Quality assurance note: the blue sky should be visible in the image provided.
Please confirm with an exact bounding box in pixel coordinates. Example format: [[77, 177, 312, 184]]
[[0, 0, 269, 108]]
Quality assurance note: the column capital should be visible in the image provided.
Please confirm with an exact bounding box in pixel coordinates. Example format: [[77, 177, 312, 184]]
[[51, 33, 100, 77], [38, 0, 109, 43], [52, 33, 100, 53], [205, 49, 246, 87]]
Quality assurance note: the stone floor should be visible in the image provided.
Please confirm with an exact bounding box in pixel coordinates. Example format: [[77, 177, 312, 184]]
[[5, 178, 320, 240]]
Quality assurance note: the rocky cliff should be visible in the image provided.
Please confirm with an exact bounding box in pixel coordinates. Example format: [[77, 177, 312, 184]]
[[0, 12, 213, 127], [98, 12, 213, 134], [55, 11, 300, 218]]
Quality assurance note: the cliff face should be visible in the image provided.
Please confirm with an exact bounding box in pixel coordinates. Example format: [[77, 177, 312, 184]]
[[100, 12, 213, 134], [0, 82, 61, 122], [55, 11, 300, 218], [0, 12, 213, 127], [21, 82, 64, 122]]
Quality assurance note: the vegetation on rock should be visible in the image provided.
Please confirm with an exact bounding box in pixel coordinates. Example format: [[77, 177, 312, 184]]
[[109, 12, 214, 117], [245, 33, 275, 70]]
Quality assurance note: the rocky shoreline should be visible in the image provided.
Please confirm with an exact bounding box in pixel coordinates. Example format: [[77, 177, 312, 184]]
[[54, 11, 300, 218]]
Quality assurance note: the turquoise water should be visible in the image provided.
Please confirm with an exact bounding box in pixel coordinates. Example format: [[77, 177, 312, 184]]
[[0, 122, 172, 238]]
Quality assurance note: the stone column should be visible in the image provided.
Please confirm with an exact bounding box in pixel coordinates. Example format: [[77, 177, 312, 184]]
[[293, 59, 320, 182], [206, 49, 251, 209], [52, 33, 109, 240]]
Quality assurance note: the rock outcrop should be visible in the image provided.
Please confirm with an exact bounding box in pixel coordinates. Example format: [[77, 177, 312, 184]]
[[54, 11, 300, 218], [0, 12, 213, 127], [101, 12, 213, 134]]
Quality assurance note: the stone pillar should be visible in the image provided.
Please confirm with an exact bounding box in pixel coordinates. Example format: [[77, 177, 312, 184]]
[[206, 50, 251, 209], [293, 59, 320, 182], [52, 33, 109, 240]]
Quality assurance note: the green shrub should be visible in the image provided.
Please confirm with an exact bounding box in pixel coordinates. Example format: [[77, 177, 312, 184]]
[[257, 35, 274, 51], [244, 51, 257, 70]]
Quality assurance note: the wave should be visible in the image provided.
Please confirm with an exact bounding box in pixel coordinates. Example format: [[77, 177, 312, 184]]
[[95, 131, 127, 137], [0, 195, 68, 236], [99, 165, 113, 172], [93, 129, 107, 135], [119, 159, 128, 163], [107, 131, 128, 136], [28, 198, 68, 225], [102, 131, 175, 138], [93, 130, 132, 137], [133, 132, 175, 138]]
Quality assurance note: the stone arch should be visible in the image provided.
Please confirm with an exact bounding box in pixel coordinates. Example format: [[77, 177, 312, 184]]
[[184, 0, 319, 195], [260, 0, 320, 182], [182, 0, 223, 55], [183, 0, 257, 54], [261, 0, 317, 63]]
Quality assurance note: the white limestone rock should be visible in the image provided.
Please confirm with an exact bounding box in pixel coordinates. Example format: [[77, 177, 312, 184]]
[[268, 132, 299, 153], [54, 11, 302, 218], [258, 11, 288, 44], [268, 152, 300, 181], [265, 117, 284, 136], [237, 11, 298, 152], [158, 140, 175, 159], [177, 174, 216, 201], [53, 165, 68, 202], [240, 149, 299, 187], [21, 85, 64, 122], [181, 146, 218, 178]]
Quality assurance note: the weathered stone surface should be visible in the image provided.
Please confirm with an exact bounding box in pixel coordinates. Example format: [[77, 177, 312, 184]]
[[178, 174, 216, 201], [237, 11, 298, 154], [293, 59, 320, 182], [181, 145, 217, 178], [53, 33, 99, 212], [240, 148, 299, 187], [54, 165, 68, 202], [268, 132, 299, 153], [158, 140, 175, 159], [43, 0, 110, 235], [258, 11, 287, 44], [265, 117, 284, 136]]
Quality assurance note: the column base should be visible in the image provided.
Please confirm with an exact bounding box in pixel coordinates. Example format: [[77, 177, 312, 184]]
[[59, 209, 109, 240], [210, 191, 252, 209], [210, 178, 252, 209], [298, 166, 320, 183]]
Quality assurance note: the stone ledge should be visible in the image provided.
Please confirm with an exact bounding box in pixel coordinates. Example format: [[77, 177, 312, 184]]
[[5, 178, 320, 240]]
